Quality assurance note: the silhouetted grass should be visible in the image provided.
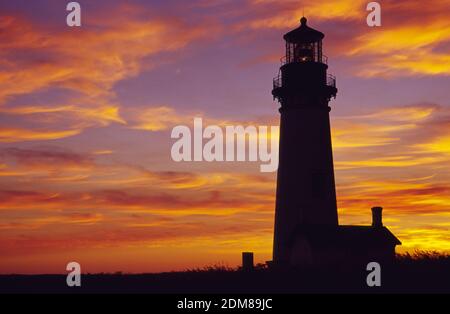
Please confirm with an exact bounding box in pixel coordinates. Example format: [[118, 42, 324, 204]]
[[1, 251, 449, 293], [396, 250, 450, 262], [185, 262, 235, 273]]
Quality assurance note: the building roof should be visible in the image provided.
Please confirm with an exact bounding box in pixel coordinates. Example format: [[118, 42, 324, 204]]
[[283, 17, 325, 44], [288, 224, 402, 248]]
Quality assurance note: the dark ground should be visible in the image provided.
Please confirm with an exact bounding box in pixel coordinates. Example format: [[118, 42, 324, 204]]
[[1, 252, 449, 294]]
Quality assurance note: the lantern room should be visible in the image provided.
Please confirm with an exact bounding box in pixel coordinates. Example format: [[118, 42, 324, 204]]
[[272, 17, 337, 103], [283, 17, 325, 64]]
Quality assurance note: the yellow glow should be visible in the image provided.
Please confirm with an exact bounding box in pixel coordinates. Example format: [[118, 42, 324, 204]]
[[414, 136, 450, 154], [0, 127, 82, 142]]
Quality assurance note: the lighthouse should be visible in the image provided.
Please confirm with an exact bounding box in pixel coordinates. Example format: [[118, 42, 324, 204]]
[[271, 18, 400, 266], [272, 17, 338, 263]]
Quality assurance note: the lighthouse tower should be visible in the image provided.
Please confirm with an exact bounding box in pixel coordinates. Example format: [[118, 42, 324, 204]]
[[272, 17, 339, 264]]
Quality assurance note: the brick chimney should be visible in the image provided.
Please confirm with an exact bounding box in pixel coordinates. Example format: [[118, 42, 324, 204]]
[[371, 206, 383, 228]]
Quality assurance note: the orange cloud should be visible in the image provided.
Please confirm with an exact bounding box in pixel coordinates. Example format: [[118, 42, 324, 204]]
[[0, 127, 82, 143], [242, 0, 365, 30], [0, 6, 215, 143], [236, 0, 450, 76], [349, 22, 450, 76], [130, 106, 191, 131], [1, 101, 449, 274], [331, 103, 450, 252]]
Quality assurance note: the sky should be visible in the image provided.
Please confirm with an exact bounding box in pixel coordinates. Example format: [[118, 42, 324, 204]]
[[0, 0, 450, 274]]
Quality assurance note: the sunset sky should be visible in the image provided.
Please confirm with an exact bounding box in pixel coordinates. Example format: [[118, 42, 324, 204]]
[[1, 0, 450, 274]]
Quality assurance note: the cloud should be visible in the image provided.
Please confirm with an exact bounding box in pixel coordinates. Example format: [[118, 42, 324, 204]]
[[348, 22, 450, 76], [231, 0, 450, 76], [0, 127, 82, 143], [0, 5, 215, 142], [332, 103, 449, 152], [128, 104, 281, 134], [129, 106, 190, 131], [414, 136, 450, 155], [0, 146, 101, 185], [0, 11, 210, 101], [330, 102, 450, 251], [1, 101, 449, 268], [241, 0, 365, 30], [0, 147, 93, 167]]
